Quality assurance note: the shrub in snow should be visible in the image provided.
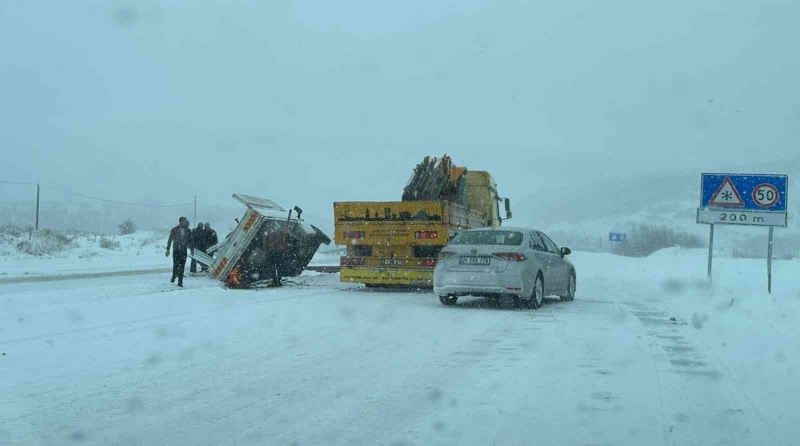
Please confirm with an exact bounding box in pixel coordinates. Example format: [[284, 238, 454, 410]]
[[118, 219, 137, 235], [612, 224, 704, 257], [14, 229, 75, 256], [99, 236, 121, 250]]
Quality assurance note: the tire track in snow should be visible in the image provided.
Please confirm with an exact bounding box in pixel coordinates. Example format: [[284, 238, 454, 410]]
[[0, 287, 343, 347], [614, 283, 782, 446]]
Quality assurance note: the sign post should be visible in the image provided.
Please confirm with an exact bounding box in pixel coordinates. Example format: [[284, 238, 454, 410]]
[[707, 224, 714, 280], [697, 173, 788, 292], [767, 227, 774, 293]]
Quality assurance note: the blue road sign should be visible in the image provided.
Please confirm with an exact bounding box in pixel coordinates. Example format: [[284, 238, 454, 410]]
[[609, 232, 626, 242], [701, 174, 787, 212]]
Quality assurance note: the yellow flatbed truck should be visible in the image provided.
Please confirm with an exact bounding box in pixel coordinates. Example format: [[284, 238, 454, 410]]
[[334, 155, 511, 288]]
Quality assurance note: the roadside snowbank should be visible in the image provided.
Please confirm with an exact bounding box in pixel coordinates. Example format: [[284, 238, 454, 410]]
[[0, 230, 167, 278], [571, 248, 800, 442], [572, 248, 800, 336]]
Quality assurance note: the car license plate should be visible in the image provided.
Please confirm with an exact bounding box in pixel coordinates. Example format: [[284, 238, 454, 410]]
[[460, 256, 490, 265], [383, 258, 403, 266]]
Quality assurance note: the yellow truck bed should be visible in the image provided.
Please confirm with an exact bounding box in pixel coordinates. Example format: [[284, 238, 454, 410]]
[[334, 200, 488, 287]]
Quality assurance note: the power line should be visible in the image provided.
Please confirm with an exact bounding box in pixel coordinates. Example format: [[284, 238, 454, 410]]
[[0, 180, 36, 186], [40, 185, 193, 208], [1, 180, 193, 208]]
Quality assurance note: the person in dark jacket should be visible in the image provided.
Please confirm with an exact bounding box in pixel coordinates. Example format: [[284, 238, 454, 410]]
[[166, 217, 191, 286], [264, 224, 290, 286], [203, 223, 218, 249], [189, 222, 204, 273], [189, 223, 204, 273], [202, 223, 218, 272]]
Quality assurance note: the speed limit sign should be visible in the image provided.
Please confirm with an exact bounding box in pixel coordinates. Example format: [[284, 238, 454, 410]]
[[699, 173, 787, 227], [753, 183, 780, 208]]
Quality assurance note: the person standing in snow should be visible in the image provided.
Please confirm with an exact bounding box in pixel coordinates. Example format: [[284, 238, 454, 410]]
[[203, 223, 218, 249], [166, 217, 191, 287], [189, 222, 204, 274], [202, 223, 218, 272], [264, 223, 289, 286]]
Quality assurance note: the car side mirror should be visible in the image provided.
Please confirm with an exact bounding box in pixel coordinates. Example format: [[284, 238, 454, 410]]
[[504, 198, 512, 219], [560, 247, 571, 256]]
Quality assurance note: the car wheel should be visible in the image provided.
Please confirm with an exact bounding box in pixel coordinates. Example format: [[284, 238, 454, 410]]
[[560, 271, 575, 302], [439, 295, 458, 306], [529, 273, 544, 309]]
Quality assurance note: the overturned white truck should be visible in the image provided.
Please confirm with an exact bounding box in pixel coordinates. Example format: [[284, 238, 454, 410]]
[[191, 193, 331, 288]]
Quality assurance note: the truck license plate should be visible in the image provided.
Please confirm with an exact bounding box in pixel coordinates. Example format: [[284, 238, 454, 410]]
[[460, 256, 490, 265], [383, 258, 404, 266]]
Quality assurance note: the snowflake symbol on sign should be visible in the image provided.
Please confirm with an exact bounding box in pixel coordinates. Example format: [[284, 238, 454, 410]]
[[721, 191, 733, 200]]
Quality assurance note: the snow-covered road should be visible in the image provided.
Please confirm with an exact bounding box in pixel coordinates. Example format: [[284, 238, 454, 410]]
[[2, 252, 799, 445]]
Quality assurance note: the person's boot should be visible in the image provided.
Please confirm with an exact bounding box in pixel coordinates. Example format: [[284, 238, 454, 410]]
[[171, 274, 176, 283], [177, 278, 183, 287]]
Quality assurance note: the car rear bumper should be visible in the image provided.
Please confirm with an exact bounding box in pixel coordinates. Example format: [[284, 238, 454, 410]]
[[434, 284, 524, 298], [433, 268, 525, 298]]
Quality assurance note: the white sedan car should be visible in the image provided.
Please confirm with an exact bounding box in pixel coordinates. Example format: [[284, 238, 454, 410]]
[[433, 227, 576, 308]]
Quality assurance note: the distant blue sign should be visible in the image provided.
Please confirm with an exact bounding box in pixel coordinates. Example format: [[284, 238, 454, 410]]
[[701, 174, 787, 212], [609, 232, 626, 242]]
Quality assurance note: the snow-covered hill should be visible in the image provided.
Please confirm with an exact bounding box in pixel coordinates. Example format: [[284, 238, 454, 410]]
[[515, 157, 800, 258]]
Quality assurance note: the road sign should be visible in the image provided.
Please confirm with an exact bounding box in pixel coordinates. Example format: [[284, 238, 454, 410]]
[[608, 232, 626, 242], [698, 174, 788, 227], [697, 173, 789, 293]]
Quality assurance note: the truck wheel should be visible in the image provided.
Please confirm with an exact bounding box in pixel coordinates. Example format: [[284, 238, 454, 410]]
[[439, 295, 458, 306]]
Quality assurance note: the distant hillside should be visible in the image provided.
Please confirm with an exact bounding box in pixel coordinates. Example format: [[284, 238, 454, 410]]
[[515, 156, 800, 258], [0, 199, 334, 239]]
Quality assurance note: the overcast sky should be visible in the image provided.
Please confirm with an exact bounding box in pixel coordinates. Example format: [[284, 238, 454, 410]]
[[1, 0, 798, 215]]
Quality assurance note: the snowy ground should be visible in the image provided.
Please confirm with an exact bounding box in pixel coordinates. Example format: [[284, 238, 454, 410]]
[[1, 250, 799, 445]]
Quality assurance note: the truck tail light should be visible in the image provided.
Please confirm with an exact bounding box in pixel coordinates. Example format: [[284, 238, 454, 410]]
[[437, 251, 455, 259], [418, 259, 437, 268], [414, 231, 438, 239], [340, 256, 366, 267], [344, 231, 365, 239], [492, 252, 527, 262]]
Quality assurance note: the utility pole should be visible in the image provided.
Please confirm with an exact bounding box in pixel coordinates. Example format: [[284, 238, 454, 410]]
[[193, 195, 197, 223], [35, 182, 40, 231]]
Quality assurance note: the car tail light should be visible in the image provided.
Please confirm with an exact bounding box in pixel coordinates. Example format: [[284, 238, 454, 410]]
[[344, 231, 365, 239], [492, 252, 527, 262], [340, 256, 366, 266], [414, 231, 438, 239], [437, 251, 455, 259], [418, 259, 437, 268]]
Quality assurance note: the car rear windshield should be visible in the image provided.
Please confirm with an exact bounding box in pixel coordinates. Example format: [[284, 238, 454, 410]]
[[450, 230, 523, 246]]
